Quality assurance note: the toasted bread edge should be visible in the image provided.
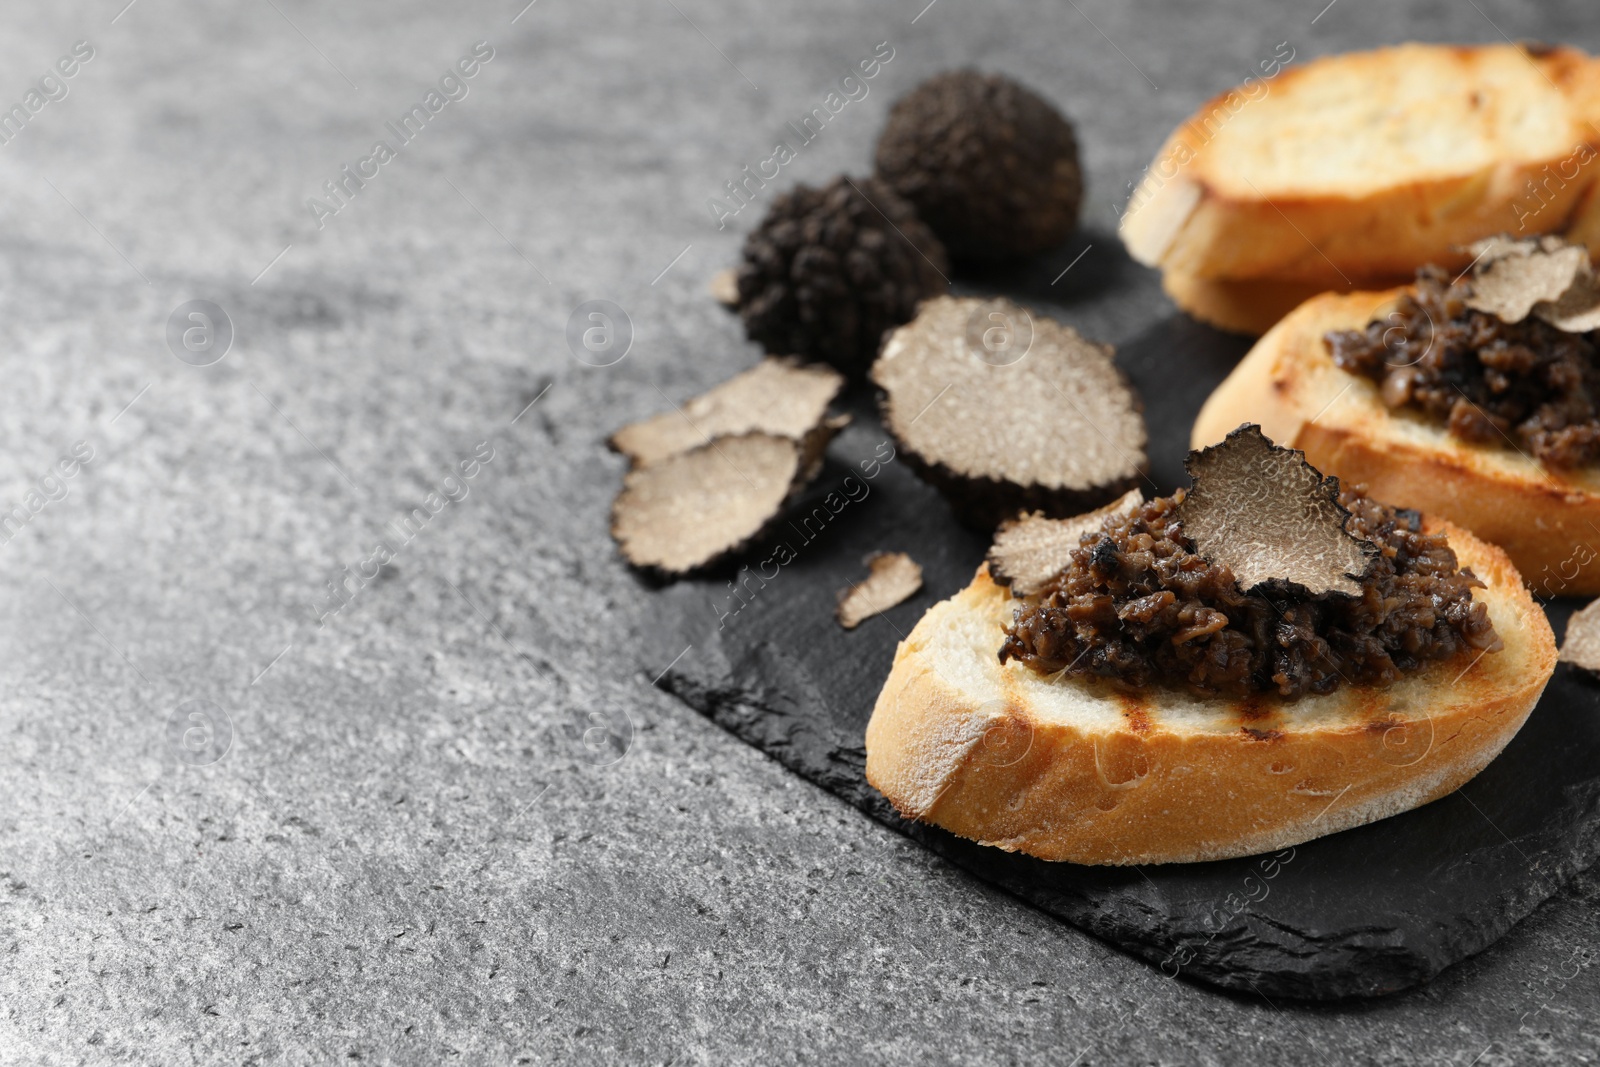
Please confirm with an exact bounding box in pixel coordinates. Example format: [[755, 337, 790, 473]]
[[1120, 44, 1600, 286]]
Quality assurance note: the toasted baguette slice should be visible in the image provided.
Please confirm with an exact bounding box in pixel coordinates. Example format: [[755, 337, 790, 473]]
[[865, 537, 1554, 865], [1193, 288, 1600, 596], [1121, 43, 1600, 288]]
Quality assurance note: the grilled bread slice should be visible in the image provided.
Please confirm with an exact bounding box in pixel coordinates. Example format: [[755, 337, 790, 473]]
[[1122, 43, 1600, 299], [1193, 287, 1600, 596], [865, 533, 1554, 865]]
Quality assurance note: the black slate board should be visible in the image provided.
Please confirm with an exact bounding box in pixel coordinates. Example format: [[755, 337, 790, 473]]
[[645, 289, 1600, 1002]]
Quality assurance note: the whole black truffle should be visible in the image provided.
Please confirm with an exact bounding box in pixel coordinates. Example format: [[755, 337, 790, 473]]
[[736, 176, 949, 377], [875, 70, 1082, 262]]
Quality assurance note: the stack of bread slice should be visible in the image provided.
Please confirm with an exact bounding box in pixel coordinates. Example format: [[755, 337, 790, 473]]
[[1119, 43, 1600, 334]]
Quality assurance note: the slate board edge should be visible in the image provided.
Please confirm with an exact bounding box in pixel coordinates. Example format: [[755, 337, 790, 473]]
[[656, 656, 1600, 1002]]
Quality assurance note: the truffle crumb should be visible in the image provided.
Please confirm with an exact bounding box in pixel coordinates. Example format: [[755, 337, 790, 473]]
[[836, 552, 923, 629], [987, 490, 1144, 597], [1560, 598, 1600, 674], [608, 357, 844, 468], [735, 176, 948, 377], [875, 70, 1081, 261], [872, 295, 1146, 529], [611, 427, 841, 575], [1176, 424, 1377, 597]]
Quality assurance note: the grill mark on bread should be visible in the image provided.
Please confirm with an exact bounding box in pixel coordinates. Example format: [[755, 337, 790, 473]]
[[1235, 701, 1269, 723], [1116, 693, 1152, 734]]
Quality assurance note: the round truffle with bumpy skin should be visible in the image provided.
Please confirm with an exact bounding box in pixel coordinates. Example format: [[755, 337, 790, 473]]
[[875, 70, 1082, 262], [735, 176, 948, 377]]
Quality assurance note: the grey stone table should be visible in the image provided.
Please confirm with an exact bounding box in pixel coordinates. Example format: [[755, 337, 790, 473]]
[[1, 0, 1596, 1063]]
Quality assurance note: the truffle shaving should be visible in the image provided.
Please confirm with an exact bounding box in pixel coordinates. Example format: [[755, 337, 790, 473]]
[[987, 490, 1144, 597], [1535, 272, 1600, 333], [836, 552, 924, 629], [872, 295, 1146, 529], [1463, 234, 1600, 331], [611, 428, 840, 575], [1176, 425, 1376, 597], [709, 268, 739, 308], [608, 358, 845, 468], [1559, 597, 1600, 674]]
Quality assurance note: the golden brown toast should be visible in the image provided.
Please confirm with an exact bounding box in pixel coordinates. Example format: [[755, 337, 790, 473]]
[[1123, 43, 1600, 314]]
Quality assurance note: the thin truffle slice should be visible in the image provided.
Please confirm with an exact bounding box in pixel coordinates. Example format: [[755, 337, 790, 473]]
[[1463, 234, 1600, 329], [608, 358, 844, 468], [873, 295, 1146, 529], [1176, 424, 1377, 597], [1463, 234, 1584, 322], [1559, 597, 1600, 674], [1535, 271, 1600, 333], [987, 489, 1144, 597], [836, 552, 924, 629], [611, 427, 840, 575], [709, 268, 739, 308]]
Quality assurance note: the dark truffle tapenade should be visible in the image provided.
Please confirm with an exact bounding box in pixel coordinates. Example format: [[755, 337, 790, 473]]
[[1326, 266, 1600, 468], [998, 488, 1500, 700]]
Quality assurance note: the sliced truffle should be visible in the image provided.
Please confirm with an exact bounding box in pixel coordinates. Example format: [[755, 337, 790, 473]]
[[1559, 597, 1600, 674], [1462, 233, 1600, 331], [836, 551, 924, 629], [987, 490, 1144, 597], [608, 357, 844, 467], [875, 70, 1081, 262], [1535, 272, 1600, 333], [611, 425, 841, 575], [873, 295, 1146, 529], [735, 176, 949, 377], [1176, 424, 1377, 597], [1464, 235, 1588, 322], [709, 268, 739, 308]]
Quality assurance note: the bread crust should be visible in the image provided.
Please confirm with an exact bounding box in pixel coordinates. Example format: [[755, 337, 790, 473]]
[[1121, 44, 1600, 286], [1193, 287, 1600, 596], [865, 526, 1554, 865]]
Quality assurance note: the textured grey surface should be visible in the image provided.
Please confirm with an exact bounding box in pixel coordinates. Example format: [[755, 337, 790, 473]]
[[1, 0, 1598, 1063]]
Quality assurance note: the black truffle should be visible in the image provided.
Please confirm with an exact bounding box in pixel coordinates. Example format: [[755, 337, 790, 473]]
[[610, 423, 844, 577], [986, 490, 1144, 597], [735, 176, 949, 377], [607, 357, 844, 468], [872, 295, 1146, 530], [875, 70, 1082, 262], [1176, 424, 1377, 597]]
